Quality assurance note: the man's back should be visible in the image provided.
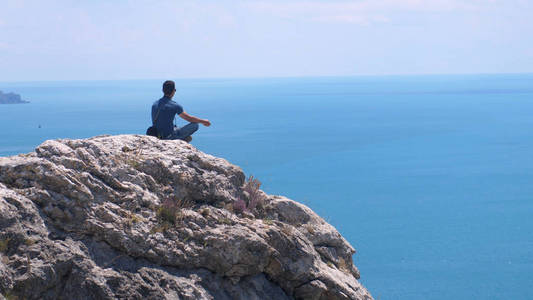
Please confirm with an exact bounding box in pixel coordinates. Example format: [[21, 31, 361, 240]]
[[151, 96, 183, 138], [151, 80, 210, 141]]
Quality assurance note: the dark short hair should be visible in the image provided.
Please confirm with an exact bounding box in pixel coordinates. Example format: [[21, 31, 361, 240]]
[[162, 80, 175, 95]]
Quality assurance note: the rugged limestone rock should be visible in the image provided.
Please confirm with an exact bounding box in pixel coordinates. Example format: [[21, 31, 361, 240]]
[[0, 135, 373, 300]]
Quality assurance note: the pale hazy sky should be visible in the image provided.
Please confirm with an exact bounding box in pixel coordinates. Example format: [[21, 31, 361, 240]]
[[1, 0, 532, 81]]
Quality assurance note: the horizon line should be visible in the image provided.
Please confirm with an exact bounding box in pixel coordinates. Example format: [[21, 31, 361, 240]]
[[1, 71, 532, 84]]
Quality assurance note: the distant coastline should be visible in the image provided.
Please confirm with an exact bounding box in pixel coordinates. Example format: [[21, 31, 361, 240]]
[[0, 90, 29, 104]]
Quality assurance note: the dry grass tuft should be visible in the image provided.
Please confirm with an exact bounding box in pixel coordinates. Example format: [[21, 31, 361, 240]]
[[156, 198, 190, 225], [338, 257, 351, 273], [125, 212, 144, 227], [150, 198, 191, 233], [24, 238, 36, 246], [150, 222, 171, 234], [219, 217, 233, 225], [281, 225, 293, 236], [262, 218, 274, 225], [0, 238, 10, 253], [233, 175, 266, 214], [199, 208, 210, 218]]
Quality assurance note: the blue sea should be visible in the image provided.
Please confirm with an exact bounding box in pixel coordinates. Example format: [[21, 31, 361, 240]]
[[1, 74, 533, 299]]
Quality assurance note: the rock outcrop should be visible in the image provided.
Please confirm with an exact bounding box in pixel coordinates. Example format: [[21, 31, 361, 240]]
[[0, 135, 373, 300], [0, 91, 28, 104]]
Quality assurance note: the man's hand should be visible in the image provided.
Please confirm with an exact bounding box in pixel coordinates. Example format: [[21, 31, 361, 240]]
[[202, 119, 211, 127]]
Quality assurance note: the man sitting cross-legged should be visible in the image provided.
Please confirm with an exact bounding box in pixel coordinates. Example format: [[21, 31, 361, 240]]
[[151, 80, 211, 142]]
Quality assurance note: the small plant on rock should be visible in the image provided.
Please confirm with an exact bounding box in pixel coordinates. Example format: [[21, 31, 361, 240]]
[[152, 198, 190, 234], [149, 222, 171, 234], [338, 257, 351, 273], [281, 225, 293, 235], [0, 238, 10, 253], [151, 198, 186, 233], [157, 198, 184, 225], [262, 218, 274, 225], [233, 197, 247, 213], [305, 224, 315, 235], [125, 212, 143, 227], [24, 238, 36, 246], [220, 217, 233, 225], [3, 291, 19, 300], [244, 175, 264, 210], [233, 175, 266, 214], [199, 207, 210, 218]]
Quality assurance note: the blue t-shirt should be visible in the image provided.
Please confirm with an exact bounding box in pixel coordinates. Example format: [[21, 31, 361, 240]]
[[151, 96, 184, 138]]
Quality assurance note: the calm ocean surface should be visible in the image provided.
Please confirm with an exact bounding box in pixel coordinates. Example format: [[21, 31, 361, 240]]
[[1, 74, 533, 299]]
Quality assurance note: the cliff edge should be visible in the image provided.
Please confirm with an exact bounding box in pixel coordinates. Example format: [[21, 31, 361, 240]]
[[0, 135, 373, 300]]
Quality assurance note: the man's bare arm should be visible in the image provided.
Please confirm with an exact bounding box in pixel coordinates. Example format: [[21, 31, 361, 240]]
[[179, 112, 211, 127]]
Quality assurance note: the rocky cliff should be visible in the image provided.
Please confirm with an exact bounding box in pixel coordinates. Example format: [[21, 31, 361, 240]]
[[0, 135, 373, 300]]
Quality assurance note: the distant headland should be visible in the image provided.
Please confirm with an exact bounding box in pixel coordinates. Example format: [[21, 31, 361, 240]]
[[0, 90, 29, 104]]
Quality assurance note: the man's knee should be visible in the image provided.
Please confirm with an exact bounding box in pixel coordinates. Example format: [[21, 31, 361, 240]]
[[191, 122, 199, 131]]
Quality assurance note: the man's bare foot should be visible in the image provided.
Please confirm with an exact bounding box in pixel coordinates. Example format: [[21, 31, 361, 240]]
[[183, 136, 192, 143]]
